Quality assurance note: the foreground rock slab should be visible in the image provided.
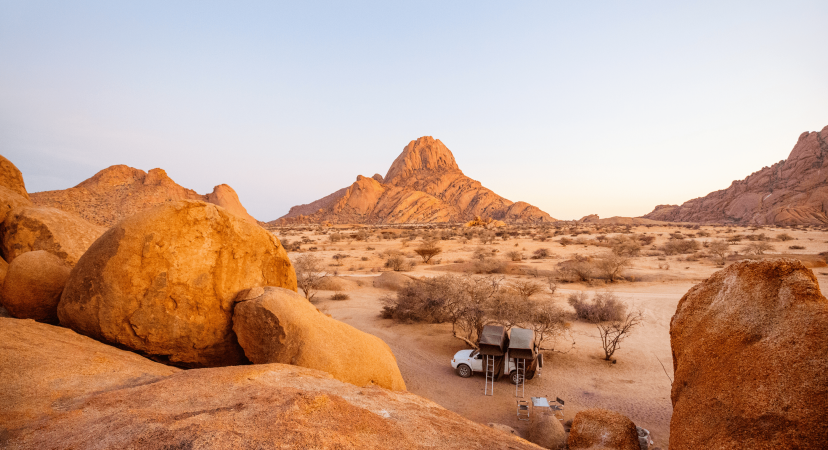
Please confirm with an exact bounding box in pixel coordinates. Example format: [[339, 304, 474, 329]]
[[0, 250, 70, 322], [233, 286, 406, 391], [0, 154, 29, 200], [670, 259, 828, 449], [1, 318, 540, 450], [567, 408, 640, 450], [0, 318, 180, 432], [58, 201, 297, 367]]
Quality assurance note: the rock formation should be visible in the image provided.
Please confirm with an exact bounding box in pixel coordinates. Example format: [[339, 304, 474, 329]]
[[0, 251, 70, 323], [30, 165, 257, 227], [670, 259, 828, 449], [57, 201, 297, 368], [0, 205, 105, 266], [0, 155, 29, 200], [643, 125, 828, 225], [1, 318, 541, 450], [274, 136, 555, 224], [233, 287, 406, 391], [567, 408, 640, 450]]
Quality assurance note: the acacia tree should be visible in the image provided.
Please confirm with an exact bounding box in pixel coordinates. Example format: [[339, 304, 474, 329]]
[[510, 279, 545, 300], [293, 254, 328, 301], [597, 307, 644, 361], [414, 238, 442, 263], [708, 239, 730, 265], [746, 241, 774, 255]]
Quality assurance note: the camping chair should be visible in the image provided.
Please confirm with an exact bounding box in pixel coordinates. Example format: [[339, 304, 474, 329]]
[[516, 399, 530, 421], [550, 397, 565, 423]]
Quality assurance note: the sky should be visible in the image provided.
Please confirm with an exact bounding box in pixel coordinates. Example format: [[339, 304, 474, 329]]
[[1, 1, 827, 221]]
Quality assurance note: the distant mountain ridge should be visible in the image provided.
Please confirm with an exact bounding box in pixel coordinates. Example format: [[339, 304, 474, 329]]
[[274, 136, 555, 225], [642, 125, 828, 225], [30, 165, 257, 227]]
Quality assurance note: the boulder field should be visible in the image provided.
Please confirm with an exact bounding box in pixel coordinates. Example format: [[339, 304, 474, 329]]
[[670, 258, 828, 449], [233, 286, 406, 391], [58, 200, 297, 368], [0, 318, 541, 450]]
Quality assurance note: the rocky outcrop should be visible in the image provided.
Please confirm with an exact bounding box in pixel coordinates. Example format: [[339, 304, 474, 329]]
[[30, 165, 257, 227], [232, 287, 406, 391], [57, 201, 297, 368], [0, 251, 70, 323], [0, 205, 105, 265], [578, 214, 665, 225], [0, 155, 29, 200], [567, 409, 640, 450], [670, 259, 828, 449], [275, 136, 556, 225], [1, 318, 541, 450], [643, 125, 828, 225]]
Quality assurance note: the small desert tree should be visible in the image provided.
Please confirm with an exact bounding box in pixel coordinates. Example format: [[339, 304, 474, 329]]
[[745, 241, 774, 255], [384, 254, 410, 271], [414, 239, 442, 263], [597, 307, 645, 361], [510, 279, 545, 300], [506, 250, 524, 261], [332, 253, 348, 266], [596, 253, 631, 282], [293, 254, 328, 301], [708, 239, 729, 265]]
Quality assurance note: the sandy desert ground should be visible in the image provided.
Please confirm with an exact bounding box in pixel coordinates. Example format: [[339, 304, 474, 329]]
[[272, 223, 828, 448]]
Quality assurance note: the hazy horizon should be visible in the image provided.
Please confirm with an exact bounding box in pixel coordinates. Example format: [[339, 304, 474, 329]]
[[2, 1, 827, 221]]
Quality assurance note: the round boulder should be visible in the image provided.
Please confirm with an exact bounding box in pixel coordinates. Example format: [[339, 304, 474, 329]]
[[233, 286, 406, 391], [58, 201, 297, 367], [567, 408, 640, 450], [528, 411, 567, 449], [1, 250, 71, 323]]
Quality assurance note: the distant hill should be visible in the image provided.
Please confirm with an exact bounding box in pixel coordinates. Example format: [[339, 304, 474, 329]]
[[273, 136, 555, 225], [30, 165, 257, 227], [643, 125, 828, 225]]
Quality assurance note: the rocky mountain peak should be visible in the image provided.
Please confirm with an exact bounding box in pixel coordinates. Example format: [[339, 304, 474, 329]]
[[383, 136, 460, 185]]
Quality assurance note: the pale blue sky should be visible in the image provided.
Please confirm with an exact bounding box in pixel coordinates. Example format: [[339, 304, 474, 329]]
[[2, 1, 826, 221]]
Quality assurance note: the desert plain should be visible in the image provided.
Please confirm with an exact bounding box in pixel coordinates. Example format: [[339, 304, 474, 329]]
[[266, 222, 828, 448]]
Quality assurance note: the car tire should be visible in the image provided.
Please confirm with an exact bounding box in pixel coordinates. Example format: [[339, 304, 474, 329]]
[[510, 370, 519, 385], [456, 364, 472, 378]]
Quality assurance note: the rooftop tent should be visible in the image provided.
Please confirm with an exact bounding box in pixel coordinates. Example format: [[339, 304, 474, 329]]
[[508, 327, 536, 360], [478, 325, 508, 356]]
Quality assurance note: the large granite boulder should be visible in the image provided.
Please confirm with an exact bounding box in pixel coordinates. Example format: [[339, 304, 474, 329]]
[[0, 205, 105, 265], [670, 258, 828, 449], [567, 408, 640, 450], [1, 318, 540, 450], [233, 286, 406, 391], [0, 251, 70, 323], [58, 201, 297, 367]]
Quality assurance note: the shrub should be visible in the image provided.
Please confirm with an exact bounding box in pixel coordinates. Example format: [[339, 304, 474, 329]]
[[510, 280, 545, 299], [331, 291, 350, 300], [293, 254, 329, 301], [472, 247, 490, 261], [777, 233, 794, 241], [596, 253, 631, 282], [661, 239, 701, 255], [532, 248, 551, 259], [568, 291, 627, 323], [789, 245, 805, 250], [505, 250, 524, 261], [385, 255, 412, 271], [598, 307, 644, 361]]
